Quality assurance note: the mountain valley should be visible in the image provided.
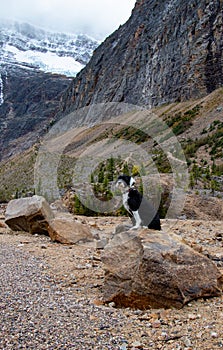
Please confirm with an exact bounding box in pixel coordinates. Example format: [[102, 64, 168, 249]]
[[0, 0, 222, 221]]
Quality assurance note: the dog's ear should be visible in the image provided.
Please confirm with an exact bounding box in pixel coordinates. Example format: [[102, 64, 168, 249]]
[[130, 176, 135, 187]]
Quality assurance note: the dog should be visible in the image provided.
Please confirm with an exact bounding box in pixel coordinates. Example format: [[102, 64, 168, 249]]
[[116, 175, 161, 230]]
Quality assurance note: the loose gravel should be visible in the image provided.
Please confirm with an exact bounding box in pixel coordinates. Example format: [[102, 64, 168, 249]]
[[0, 218, 223, 349], [0, 242, 129, 350]]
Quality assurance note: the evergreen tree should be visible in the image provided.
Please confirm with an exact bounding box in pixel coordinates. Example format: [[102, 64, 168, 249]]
[[107, 156, 115, 181], [90, 172, 94, 183], [139, 177, 143, 194], [122, 162, 130, 175], [189, 173, 195, 189], [98, 164, 105, 183], [192, 163, 200, 184]]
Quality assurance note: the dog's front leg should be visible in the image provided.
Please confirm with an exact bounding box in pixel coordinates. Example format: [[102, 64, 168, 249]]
[[130, 210, 141, 230]]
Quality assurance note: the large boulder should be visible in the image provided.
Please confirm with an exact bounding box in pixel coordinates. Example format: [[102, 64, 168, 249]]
[[48, 217, 93, 244], [101, 230, 223, 309], [5, 195, 54, 234]]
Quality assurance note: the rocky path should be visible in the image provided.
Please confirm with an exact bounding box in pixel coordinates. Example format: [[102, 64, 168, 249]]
[[0, 218, 223, 349]]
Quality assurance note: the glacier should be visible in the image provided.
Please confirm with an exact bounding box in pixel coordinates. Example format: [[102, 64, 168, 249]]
[[5, 44, 84, 76], [0, 20, 99, 77]]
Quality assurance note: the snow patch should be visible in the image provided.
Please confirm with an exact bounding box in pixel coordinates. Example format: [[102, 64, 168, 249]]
[[0, 21, 99, 77], [5, 44, 84, 77], [0, 73, 4, 106]]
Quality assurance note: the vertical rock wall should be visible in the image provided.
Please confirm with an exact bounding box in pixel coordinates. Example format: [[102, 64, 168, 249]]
[[62, 0, 223, 111]]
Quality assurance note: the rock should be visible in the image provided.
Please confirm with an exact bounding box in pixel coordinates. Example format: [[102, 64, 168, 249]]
[[211, 332, 218, 338], [62, 0, 223, 111], [0, 64, 71, 162], [0, 220, 8, 228], [101, 231, 223, 309], [5, 196, 94, 244], [5, 195, 54, 234], [131, 341, 143, 348], [48, 217, 93, 244], [95, 238, 108, 249], [0, 219, 12, 234], [114, 223, 132, 235]]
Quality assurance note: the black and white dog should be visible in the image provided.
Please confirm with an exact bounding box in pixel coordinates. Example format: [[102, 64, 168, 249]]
[[116, 175, 161, 230]]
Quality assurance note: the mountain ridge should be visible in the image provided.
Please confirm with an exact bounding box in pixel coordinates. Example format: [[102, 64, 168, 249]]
[[0, 19, 99, 76], [0, 20, 99, 161], [61, 0, 223, 112], [0, 3, 222, 215]]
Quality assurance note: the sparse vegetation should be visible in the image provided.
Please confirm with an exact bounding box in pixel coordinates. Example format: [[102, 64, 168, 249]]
[[71, 157, 137, 216], [0, 93, 222, 212], [165, 104, 201, 135], [0, 150, 36, 202]]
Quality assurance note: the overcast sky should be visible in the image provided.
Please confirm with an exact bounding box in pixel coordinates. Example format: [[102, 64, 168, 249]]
[[0, 0, 136, 39]]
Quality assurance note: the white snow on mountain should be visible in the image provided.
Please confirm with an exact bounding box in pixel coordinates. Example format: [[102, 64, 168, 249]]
[[0, 20, 100, 77], [5, 44, 84, 76], [0, 73, 4, 106]]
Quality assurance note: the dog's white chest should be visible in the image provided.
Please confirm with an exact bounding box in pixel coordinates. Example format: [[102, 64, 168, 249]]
[[122, 192, 130, 212]]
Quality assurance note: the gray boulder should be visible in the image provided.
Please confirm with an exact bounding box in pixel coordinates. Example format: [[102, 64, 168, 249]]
[[5, 195, 54, 234], [101, 230, 223, 309]]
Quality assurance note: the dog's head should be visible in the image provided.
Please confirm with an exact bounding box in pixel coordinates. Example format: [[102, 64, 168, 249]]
[[115, 175, 135, 192]]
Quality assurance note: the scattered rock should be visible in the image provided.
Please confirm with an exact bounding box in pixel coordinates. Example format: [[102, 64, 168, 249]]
[[114, 223, 132, 235], [0, 216, 223, 349], [5, 195, 54, 234], [131, 341, 143, 348], [101, 231, 223, 309], [211, 332, 218, 338], [0, 220, 8, 229], [95, 238, 108, 249], [48, 217, 93, 244]]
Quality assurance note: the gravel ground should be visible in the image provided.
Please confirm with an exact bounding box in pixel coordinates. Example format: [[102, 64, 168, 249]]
[[0, 217, 223, 350]]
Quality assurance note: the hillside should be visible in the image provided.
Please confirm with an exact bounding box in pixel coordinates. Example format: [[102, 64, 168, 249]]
[[0, 89, 222, 220]]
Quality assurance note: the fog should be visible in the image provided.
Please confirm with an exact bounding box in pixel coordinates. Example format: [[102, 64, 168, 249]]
[[0, 0, 136, 39]]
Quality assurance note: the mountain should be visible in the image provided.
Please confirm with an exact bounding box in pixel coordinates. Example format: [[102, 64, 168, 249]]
[[1, 88, 223, 214], [0, 19, 99, 76], [0, 65, 71, 160], [0, 3, 222, 215], [62, 0, 223, 112], [0, 20, 99, 161]]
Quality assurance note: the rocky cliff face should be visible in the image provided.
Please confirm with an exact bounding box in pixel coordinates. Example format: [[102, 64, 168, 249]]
[[62, 0, 223, 111], [0, 64, 71, 160]]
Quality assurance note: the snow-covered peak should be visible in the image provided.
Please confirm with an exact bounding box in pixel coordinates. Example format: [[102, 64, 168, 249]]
[[0, 19, 100, 77]]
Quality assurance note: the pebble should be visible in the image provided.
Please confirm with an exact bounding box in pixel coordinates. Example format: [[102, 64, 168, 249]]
[[0, 243, 127, 349], [109, 302, 116, 308], [211, 332, 218, 338], [131, 341, 143, 348], [184, 337, 192, 347], [1, 219, 223, 350], [152, 320, 161, 328]]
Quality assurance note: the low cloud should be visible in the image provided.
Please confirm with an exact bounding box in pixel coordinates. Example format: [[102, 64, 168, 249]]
[[0, 0, 136, 39]]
